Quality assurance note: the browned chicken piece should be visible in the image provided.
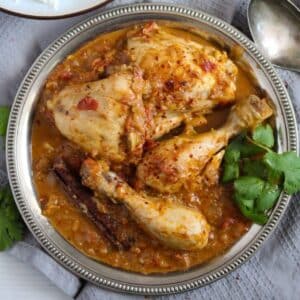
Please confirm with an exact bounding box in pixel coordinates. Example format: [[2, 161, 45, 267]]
[[137, 95, 273, 193], [81, 158, 210, 251], [53, 158, 132, 250], [47, 65, 208, 164], [47, 66, 148, 164], [127, 23, 238, 118]]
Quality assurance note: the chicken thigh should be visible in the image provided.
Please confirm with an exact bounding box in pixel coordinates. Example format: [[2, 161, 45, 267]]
[[47, 66, 147, 163], [127, 22, 238, 116], [80, 158, 210, 251], [137, 95, 273, 193]]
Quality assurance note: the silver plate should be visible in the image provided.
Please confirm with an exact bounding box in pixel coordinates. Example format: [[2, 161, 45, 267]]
[[6, 3, 299, 296]]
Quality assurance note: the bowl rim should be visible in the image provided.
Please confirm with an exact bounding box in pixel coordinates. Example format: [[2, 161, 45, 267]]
[[0, 0, 112, 19], [6, 3, 299, 296]]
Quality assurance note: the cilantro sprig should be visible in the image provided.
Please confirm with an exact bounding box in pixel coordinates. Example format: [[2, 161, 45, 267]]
[[0, 185, 24, 250], [0, 106, 24, 250], [222, 124, 300, 225], [0, 106, 10, 136]]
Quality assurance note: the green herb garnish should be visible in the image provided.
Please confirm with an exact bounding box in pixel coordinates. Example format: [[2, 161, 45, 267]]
[[0, 106, 10, 136], [252, 124, 275, 148], [0, 185, 24, 250], [0, 106, 24, 251], [222, 124, 300, 225], [264, 151, 300, 194]]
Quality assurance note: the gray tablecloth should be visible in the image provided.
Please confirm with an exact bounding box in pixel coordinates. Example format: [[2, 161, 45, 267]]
[[1, 0, 300, 299]]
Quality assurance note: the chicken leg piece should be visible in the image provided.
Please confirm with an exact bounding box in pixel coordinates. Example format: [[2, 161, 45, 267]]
[[47, 66, 148, 164], [137, 95, 273, 193], [80, 159, 210, 251], [47, 65, 204, 163]]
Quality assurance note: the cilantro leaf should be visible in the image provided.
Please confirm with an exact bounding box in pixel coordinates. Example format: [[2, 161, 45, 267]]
[[224, 138, 241, 163], [233, 176, 281, 224], [240, 142, 264, 157], [230, 134, 263, 157], [256, 182, 281, 212], [263, 151, 300, 194], [267, 166, 283, 185], [234, 176, 265, 200], [222, 162, 239, 183], [0, 106, 10, 136], [0, 185, 24, 251], [243, 159, 267, 179], [222, 134, 264, 183], [238, 204, 268, 225], [252, 124, 275, 148]]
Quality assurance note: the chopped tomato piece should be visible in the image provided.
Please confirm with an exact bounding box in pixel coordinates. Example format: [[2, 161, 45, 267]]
[[77, 96, 98, 111], [200, 60, 216, 72]]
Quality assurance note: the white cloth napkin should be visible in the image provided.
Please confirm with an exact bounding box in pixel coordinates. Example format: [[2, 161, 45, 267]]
[[1, 0, 300, 299]]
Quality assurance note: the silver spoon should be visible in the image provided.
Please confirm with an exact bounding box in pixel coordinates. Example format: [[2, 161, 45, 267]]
[[248, 0, 300, 72]]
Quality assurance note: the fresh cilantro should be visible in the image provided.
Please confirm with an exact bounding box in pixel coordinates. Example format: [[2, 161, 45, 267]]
[[0, 185, 24, 250], [256, 182, 281, 212], [0, 106, 24, 250], [0, 106, 10, 136], [234, 176, 265, 200], [222, 134, 263, 183], [243, 159, 267, 179], [221, 123, 300, 225], [222, 163, 239, 183], [267, 167, 283, 186], [238, 204, 268, 225], [264, 151, 300, 194], [222, 139, 240, 182], [252, 124, 275, 148], [233, 176, 280, 224]]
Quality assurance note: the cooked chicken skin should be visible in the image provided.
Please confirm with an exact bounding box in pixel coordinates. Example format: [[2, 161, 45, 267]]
[[127, 22, 238, 114], [137, 95, 273, 193], [47, 67, 147, 163], [47, 65, 208, 163], [80, 158, 210, 251]]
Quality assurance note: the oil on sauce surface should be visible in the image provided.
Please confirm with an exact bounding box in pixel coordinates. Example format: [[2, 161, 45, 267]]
[[32, 25, 254, 274]]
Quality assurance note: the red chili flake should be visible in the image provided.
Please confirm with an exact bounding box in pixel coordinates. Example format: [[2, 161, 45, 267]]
[[165, 80, 175, 91], [59, 70, 73, 80], [77, 96, 98, 111], [200, 60, 216, 72]]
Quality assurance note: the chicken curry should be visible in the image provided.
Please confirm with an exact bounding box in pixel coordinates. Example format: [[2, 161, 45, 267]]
[[32, 23, 273, 274]]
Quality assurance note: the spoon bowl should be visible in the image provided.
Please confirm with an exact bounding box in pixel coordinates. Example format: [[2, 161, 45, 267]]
[[248, 0, 300, 72]]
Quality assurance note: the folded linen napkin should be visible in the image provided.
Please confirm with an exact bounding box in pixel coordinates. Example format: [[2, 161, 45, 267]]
[[1, 0, 300, 299]]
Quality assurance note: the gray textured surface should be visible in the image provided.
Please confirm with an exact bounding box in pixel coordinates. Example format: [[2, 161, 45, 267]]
[[1, 0, 300, 299]]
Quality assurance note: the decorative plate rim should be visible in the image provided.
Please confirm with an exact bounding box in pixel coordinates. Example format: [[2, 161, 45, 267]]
[[6, 3, 299, 296], [0, 0, 112, 19]]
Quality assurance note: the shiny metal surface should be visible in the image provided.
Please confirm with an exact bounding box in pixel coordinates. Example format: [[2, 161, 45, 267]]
[[6, 3, 299, 296], [248, 0, 300, 72]]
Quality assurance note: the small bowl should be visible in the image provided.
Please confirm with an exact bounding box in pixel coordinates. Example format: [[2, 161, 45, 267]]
[[0, 0, 111, 19], [6, 3, 298, 296]]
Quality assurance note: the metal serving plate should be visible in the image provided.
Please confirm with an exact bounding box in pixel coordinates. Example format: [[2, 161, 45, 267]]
[[6, 3, 298, 296]]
